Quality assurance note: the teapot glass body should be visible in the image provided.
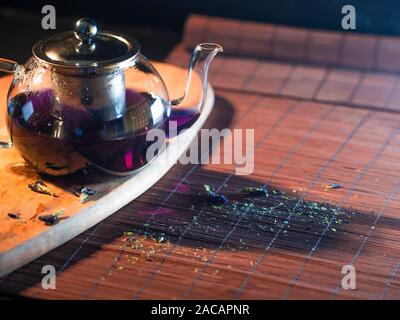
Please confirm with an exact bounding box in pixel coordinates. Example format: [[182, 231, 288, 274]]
[[5, 55, 170, 175]]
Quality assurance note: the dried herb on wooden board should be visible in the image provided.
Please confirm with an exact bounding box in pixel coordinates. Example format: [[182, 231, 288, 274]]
[[7, 212, 27, 223], [39, 210, 65, 226], [73, 186, 96, 203], [204, 184, 228, 205], [8, 213, 21, 219], [28, 181, 58, 197]]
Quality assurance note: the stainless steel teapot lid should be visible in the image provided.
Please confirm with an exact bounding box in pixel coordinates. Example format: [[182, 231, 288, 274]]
[[32, 18, 140, 73]]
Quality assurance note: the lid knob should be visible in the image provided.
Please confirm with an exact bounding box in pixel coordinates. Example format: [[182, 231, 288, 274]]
[[74, 18, 98, 53]]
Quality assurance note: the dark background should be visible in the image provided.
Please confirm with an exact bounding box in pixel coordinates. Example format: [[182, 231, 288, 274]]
[[1, 0, 400, 63]]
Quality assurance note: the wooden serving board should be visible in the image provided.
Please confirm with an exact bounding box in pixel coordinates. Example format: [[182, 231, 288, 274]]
[[0, 62, 214, 277]]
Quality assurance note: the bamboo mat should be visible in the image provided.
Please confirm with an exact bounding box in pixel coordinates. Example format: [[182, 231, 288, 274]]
[[1, 15, 400, 300]]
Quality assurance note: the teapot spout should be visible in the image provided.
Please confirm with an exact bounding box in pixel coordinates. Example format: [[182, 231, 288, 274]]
[[171, 43, 223, 109]]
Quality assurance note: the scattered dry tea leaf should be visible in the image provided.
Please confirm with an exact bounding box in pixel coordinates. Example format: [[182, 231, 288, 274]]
[[8, 213, 21, 219], [73, 186, 96, 203], [240, 185, 268, 197], [156, 234, 168, 243], [122, 230, 171, 265], [323, 183, 343, 191], [28, 181, 58, 197], [39, 209, 65, 226], [204, 184, 228, 205]]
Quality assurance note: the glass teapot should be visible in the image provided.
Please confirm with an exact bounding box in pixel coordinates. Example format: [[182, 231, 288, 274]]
[[0, 18, 222, 176]]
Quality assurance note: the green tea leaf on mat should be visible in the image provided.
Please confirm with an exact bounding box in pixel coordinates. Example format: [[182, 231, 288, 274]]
[[240, 185, 268, 197], [203, 184, 228, 205], [323, 183, 343, 190]]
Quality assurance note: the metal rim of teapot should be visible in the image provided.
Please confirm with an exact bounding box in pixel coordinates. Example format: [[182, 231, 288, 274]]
[[32, 32, 141, 75]]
